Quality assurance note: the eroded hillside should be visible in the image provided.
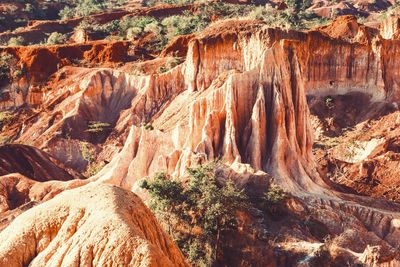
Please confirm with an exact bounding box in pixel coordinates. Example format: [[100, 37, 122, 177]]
[[1, 0, 400, 266]]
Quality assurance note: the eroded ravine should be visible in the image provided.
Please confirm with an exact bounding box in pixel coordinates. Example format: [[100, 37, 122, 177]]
[[2, 15, 400, 265], [86, 18, 400, 252]]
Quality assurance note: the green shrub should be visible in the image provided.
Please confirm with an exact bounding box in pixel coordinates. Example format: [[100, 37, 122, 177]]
[[119, 16, 158, 39], [257, 184, 289, 217], [157, 57, 182, 73], [80, 141, 95, 163], [77, 18, 120, 36], [47, 32, 68, 45], [325, 96, 334, 108], [162, 0, 195, 4], [79, 141, 104, 177], [0, 111, 15, 125], [23, 3, 34, 13], [84, 160, 105, 177], [59, 6, 74, 20], [85, 121, 111, 133], [143, 123, 154, 130], [13, 69, 24, 79], [285, 0, 312, 11], [59, 0, 104, 19], [264, 185, 288, 205], [161, 15, 205, 38], [141, 163, 248, 265], [98, 20, 121, 34], [246, 4, 323, 30], [59, 0, 128, 19], [118, 16, 168, 51], [0, 53, 14, 82], [77, 18, 95, 31], [143, 0, 195, 6], [8, 36, 25, 46], [76, 0, 105, 17]]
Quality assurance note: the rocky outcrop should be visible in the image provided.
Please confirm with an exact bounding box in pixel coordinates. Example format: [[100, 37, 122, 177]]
[[2, 14, 400, 266], [8, 17, 400, 191], [2, 18, 400, 263], [0, 144, 82, 181], [90, 18, 392, 193], [0, 184, 187, 267], [0, 173, 88, 230], [0, 41, 135, 111], [381, 15, 400, 40], [0, 145, 85, 230]]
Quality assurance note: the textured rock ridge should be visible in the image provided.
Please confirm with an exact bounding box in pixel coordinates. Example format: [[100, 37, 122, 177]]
[[381, 15, 400, 40], [0, 173, 88, 231], [0, 144, 82, 181], [2, 14, 400, 266], [84, 20, 400, 256], [9, 18, 400, 192], [5, 18, 400, 194], [94, 27, 322, 194], [0, 184, 187, 267], [92, 19, 391, 193]]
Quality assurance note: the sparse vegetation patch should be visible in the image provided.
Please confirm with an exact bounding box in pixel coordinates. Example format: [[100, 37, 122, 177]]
[[141, 163, 248, 265], [79, 141, 104, 177], [47, 32, 68, 45], [85, 121, 112, 133]]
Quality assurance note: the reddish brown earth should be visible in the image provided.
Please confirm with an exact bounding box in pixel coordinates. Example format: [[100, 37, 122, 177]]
[[0, 41, 132, 83], [0, 144, 82, 181], [0, 3, 193, 44], [1, 1, 400, 266]]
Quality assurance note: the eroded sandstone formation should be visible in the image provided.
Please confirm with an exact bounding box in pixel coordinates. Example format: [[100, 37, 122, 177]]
[[0, 184, 187, 266], [89, 17, 400, 193], [0, 144, 82, 181], [2, 14, 400, 265], [3, 17, 400, 194]]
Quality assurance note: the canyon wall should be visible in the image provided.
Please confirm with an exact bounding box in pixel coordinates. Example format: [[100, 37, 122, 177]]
[[91, 18, 400, 194], [2, 16, 400, 266], [92, 22, 321, 193], [6, 18, 400, 195]]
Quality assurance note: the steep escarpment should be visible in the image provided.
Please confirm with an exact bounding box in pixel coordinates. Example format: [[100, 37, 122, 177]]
[[0, 184, 187, 267], [0, 144, 82, 181], [6, 17, 400, 192], [3, 15, 400, 265], [91, 17, 400, 192], [0, 145, 86, 230], [83, 19, 400, 264]]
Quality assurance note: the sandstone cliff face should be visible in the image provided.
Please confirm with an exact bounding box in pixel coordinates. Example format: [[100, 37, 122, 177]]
[[3, 17, 400, 265], [89, 18, 398, 193], [86, 19, 400, 264], [7, 17, 400, 192], [0, 144, 82, 181], [381, 15, 400, 40], [93, 22, 322, 194], [0, 184, 187, 267]]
